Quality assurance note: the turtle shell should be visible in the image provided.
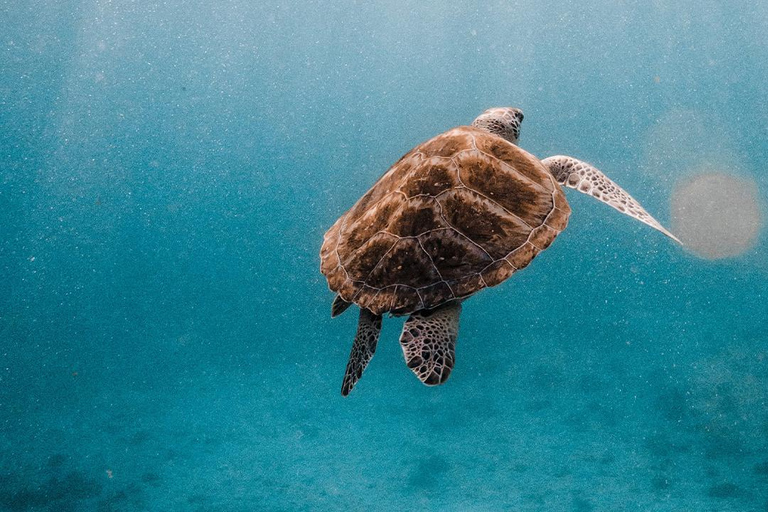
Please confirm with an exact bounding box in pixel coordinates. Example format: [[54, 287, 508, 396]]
[[320, 126, 571, 316]]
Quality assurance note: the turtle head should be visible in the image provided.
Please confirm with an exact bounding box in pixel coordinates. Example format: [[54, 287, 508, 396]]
[[471, 107, 524, 145]]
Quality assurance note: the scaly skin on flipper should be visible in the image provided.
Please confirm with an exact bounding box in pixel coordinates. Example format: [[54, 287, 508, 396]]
[[542, 155, 681, 244], [341, 309, 382, 396], [399, 302, 461, 386]]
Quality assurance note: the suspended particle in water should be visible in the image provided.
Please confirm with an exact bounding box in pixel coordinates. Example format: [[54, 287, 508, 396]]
[[671, 172, 762, 259]]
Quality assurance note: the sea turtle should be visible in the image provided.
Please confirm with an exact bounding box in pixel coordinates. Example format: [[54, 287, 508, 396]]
[[320, 107, 679, 396]]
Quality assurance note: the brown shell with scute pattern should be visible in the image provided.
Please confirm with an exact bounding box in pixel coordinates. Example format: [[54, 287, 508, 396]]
[[320, 126, 571, 316]]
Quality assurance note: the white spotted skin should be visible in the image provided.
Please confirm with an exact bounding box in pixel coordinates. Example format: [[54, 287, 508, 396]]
[[471, 107, 523, 145], [542, 155, 681, 244], [399, 302, 461, 386]]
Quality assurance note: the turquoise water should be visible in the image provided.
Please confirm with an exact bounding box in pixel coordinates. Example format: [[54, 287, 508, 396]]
[[2, 1, 767, 510]]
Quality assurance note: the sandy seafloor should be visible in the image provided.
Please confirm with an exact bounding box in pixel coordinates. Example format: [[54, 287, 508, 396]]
[[2, 1, 767, 510]]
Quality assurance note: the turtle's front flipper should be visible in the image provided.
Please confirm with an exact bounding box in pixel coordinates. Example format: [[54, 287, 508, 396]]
[[399, 302, 461, 386], [542, 155, 681, 244], [341, 308, 382, 396]]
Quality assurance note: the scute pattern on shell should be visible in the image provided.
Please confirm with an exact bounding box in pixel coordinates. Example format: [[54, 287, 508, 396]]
[[320, 126, 571, 316]]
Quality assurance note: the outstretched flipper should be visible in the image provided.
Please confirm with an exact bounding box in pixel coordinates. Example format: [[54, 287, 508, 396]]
[[341, 308, 382, 396], [399, 302, 461, 386], [542, 155, 681, 244]]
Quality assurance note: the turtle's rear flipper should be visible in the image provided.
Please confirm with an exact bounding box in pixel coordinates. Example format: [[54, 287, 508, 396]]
[[331, 295, 352, 318], [399, 302, 461, 386], [341, 308, 382, 396], [542, 155, 681, 244]]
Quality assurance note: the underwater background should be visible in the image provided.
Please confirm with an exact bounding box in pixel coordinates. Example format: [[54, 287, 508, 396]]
[[2, 0, 767, 510]]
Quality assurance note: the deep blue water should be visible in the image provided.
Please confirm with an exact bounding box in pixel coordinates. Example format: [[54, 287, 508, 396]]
[[2, 1, 767, 510]]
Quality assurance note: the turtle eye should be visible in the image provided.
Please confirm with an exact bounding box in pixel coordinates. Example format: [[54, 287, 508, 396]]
[[515, 111, 524, 121]]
